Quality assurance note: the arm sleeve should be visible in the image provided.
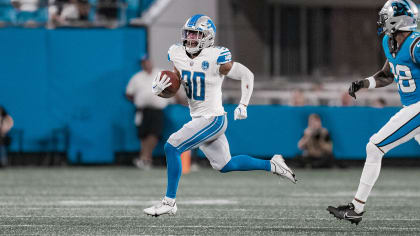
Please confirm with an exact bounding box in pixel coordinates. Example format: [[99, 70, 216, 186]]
[[226, 62, 254, 106], [410, 37, 420, 64], [126, 76, 135, 95]]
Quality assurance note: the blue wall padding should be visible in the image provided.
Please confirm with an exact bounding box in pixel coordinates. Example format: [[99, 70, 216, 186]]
[[0, 28, 147, 163], [162, 105, 419, 160]]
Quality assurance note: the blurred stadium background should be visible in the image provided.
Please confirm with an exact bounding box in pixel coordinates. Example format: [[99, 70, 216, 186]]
[[0, 0, 420, 234], [1, 0, 419, 163]]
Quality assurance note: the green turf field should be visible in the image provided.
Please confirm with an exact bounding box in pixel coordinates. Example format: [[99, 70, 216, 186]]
[[0, 166, 419, 235]]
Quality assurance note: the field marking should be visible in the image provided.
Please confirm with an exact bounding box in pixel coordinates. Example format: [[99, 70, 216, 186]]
[[0, 199, 237, 207], [0, 225, 419, 232], [290, 191, 420, 197], [0, 215, 420, 222], [58, 199, 237, 206]]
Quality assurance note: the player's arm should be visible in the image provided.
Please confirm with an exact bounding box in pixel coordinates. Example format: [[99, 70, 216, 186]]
[[125, 94, 134, 102], [152, 45, 178, 96], [125, 77, 135, 102], [220, 61, 254, 120], [0, 114, 13, 136], [298, 129, 311, 150], [348, 60, 394, 99]]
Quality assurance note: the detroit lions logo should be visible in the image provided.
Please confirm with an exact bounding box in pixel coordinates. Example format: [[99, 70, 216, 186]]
[[392, 2, 413, 17], [202, 61, 209, 70]]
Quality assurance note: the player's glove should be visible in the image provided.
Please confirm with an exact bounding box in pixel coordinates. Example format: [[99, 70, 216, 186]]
[[152, 72, 172, 96], [234, 104, 247, 120], [348, 80, 364, 99]]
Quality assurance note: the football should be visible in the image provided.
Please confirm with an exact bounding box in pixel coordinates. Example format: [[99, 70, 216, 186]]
[[159, 70, 181, 98]]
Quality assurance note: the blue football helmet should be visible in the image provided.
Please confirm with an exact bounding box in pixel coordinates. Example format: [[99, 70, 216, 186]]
[[182, 14, 216, 54], [377, 0, 419, 35]]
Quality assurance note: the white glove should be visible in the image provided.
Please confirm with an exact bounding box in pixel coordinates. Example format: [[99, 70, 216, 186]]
[[152, 72, 172, 95], [234, 104, 247, 120]]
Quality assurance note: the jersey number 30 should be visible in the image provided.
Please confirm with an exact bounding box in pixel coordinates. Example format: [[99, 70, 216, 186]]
[[389, 62, 417, 93], [182, 70, 205, 101]]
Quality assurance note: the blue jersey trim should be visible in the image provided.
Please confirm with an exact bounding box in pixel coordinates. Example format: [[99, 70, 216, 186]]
[[187, 14, 204, 27], [167, 53, 171, 61], [217, 55, 231, 64]]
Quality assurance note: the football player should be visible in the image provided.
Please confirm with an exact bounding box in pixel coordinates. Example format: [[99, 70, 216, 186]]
[[327, 0, 420, 225], [144, 14, 297, 217]]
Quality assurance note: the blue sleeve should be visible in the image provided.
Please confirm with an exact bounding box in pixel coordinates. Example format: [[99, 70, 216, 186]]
[[216, 48, 232, 65], [411, 37, 420, 64]]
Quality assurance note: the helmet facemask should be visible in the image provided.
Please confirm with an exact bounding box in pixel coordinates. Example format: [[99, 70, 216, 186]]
[[377, 13, 388, 35], [182, 29, 206, 54]]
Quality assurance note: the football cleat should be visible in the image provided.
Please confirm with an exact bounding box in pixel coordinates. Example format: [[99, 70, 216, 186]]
[[327, 203, 364, 225], [270, 155, 297, 184], [144, 197, 177, 217]]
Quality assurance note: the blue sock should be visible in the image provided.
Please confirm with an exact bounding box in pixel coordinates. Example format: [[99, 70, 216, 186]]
[[164, 143, 182, 199], [220, 155, 271, 173]]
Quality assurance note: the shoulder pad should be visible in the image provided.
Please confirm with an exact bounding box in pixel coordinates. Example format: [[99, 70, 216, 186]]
[[168, 44, 183, 62], [214, 46, 232, 65], [410, 36, 420, 64]]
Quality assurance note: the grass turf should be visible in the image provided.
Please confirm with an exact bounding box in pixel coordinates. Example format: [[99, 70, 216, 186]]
[[0, 166, 419, 235]]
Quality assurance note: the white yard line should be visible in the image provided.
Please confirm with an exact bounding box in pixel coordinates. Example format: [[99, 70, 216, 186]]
[[0, 225, 419, 232], [0, 215, 419, 222], [0, 199, 238, 206]]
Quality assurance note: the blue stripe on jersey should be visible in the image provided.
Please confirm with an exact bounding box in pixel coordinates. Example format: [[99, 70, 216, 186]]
[[217, 54, 232, 64], [187, 14, 204, 27], [182, 116, 225, 152], [176, 116, 218, 150], [377, 111, 420, 147], [220, 50, 230, 55], [167, 53, 171, 61]]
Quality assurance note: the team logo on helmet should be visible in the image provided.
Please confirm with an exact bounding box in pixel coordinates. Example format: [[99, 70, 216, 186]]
[[202, 61, 209, 70], [392, 2, 413, 17]]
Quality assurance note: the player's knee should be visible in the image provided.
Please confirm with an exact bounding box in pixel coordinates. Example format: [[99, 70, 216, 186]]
[[164, 142, 179, 157], [219, 160, 235, 173], [365, 142, 384, 163]]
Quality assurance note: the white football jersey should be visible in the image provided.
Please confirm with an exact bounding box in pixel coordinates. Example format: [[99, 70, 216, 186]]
[[168, 44, 232, 117]]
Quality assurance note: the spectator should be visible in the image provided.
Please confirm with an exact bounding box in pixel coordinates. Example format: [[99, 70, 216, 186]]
[[297, 113, 333, 168], [11, 0, 47, 27], [96, 0, 118, 28], [0, 0, 17, 27], [340, 91, 355, 106], [290, 89, 306, 106], [0, 106, 14, 167], [372, 97, 387, 108], [125, 56, 171, 170], [48, 0, 90, 28]]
